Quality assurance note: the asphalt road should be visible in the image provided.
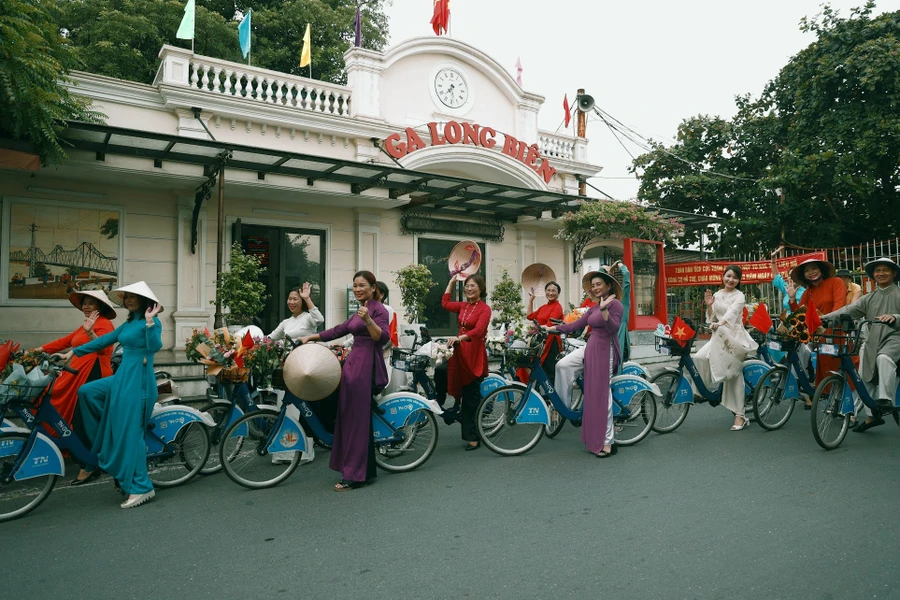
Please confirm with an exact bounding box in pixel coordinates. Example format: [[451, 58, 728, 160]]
[[3, 400, 899, 600]]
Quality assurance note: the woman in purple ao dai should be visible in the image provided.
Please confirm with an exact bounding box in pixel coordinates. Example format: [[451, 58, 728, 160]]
[[546, 270, 623, 458]]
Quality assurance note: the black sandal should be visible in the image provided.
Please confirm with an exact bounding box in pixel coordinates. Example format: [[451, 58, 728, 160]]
[[334, 479, 367, 492]]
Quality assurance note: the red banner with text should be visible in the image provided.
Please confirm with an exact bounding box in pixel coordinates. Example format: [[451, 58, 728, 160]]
[[665, 252, 827, 287]]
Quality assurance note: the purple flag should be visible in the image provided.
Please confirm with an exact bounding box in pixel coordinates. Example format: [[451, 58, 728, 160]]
[[354, 8, 362, 47]]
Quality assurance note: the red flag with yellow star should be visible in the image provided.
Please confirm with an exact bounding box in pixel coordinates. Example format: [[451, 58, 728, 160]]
[[671, 316, 695, 347]]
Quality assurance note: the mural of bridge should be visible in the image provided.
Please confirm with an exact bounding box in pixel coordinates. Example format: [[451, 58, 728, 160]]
[[9, 242, 118, 276]]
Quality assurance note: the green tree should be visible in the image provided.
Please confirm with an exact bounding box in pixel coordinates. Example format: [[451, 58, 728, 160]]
[[0, 0, 105, 165], [634, 2, 899, 254], [57, 0, 391, 85]]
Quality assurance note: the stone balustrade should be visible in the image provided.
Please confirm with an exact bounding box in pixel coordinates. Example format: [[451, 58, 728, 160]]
[[156, 45, 352, 117], [538, 131, 576, 160]]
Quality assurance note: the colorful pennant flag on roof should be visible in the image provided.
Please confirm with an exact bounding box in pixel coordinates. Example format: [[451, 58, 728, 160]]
[[238, 9, 252, 58], [300, 23, 312, 67], [176, 0, 195, 41], [431, 0, 450, 36]]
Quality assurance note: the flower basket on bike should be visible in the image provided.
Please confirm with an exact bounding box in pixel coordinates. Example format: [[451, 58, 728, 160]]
[[654, 334, 692, 356], [218, 365, 250, 383], [813, 330, 857, 358], [391, 347, 429, 372], [0, 362, 51, 408], [765, 331, 799, 352], [506, 338, 543, 367]]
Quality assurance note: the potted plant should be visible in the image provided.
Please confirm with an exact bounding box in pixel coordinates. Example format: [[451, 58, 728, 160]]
[[490, 267, 525, 336], [394, 264, 435, 346], [213, 243, 269, 328]]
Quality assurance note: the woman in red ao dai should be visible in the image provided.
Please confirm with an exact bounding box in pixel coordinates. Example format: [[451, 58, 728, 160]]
[[442, 274, 492, 451]]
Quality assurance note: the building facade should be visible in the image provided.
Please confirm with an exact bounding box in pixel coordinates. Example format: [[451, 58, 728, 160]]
[[0, 36, 623, 350]]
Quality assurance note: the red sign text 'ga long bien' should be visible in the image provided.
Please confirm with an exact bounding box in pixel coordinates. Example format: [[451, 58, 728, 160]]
[[383, 121, 558, 184]]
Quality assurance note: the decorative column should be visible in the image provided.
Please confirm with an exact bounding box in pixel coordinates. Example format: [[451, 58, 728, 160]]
[[172, 196, 212, 349]]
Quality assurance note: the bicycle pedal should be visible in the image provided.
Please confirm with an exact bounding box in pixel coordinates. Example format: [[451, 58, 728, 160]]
[[570, 420, 582, 428]]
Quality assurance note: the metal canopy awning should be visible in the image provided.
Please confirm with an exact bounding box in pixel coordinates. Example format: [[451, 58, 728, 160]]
[[57, 122, 587, 222], [652, 207, 723, 229]]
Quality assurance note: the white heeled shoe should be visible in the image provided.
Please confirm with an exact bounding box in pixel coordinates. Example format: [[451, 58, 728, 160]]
[[120, 490, 155, 509], [730, 416, 749, 431]]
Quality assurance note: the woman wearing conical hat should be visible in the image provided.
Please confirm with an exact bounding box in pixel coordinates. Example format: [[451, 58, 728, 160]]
[[786, 258, 846, 392], [54, 281, 164, 509], [33, 290, 118, 485]]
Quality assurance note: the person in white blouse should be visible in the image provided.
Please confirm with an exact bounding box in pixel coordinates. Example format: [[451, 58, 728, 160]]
[[692, 265, 759, 431], [269, 282, 325, 463], [269, 282, 324, 342]]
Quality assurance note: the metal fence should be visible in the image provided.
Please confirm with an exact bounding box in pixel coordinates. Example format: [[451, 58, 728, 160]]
[[665, 237, 900, 325]]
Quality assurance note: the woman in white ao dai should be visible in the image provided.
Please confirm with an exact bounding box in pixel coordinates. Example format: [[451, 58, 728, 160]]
[[692, 265, 758, 431]]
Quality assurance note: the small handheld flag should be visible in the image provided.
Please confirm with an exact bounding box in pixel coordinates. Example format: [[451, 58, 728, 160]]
[[805, 301, 822, 334], [748, 302, 773, 333], [671, 316, 695, 347]]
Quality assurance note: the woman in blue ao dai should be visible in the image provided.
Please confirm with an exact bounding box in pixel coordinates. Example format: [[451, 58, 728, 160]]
[[55, 281, 163, 509]]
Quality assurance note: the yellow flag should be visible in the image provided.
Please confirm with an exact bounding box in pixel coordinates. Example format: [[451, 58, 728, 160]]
[[299, 23, 311, 67]]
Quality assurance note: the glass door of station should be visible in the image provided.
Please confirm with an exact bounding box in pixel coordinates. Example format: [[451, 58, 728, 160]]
[[417, 238, 487, 337], [238, 223, 326, 334]]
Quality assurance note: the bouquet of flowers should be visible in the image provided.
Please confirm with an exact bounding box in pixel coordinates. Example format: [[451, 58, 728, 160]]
[[1, 361, 51, 406], [486, 328, 518, 356], [1, 347, 42, 380], [243, 337, 289, 388], [776, 307, 812, 343], [184, 327, 254, 382], [429, 341, 454, 365]]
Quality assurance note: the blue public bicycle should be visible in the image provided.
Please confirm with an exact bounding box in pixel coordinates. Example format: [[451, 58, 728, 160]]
[[0, 355, 212, 522], [216, 345, 444, 489], [198, 376, 276, 475], [810, 317, 900, 450], [649, 328, 772, 433], [750, 330, 817, 430], [474, 329, 658, 456]]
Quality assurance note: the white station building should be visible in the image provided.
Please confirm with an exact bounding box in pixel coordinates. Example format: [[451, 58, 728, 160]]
[[0, 36, 662, 350]]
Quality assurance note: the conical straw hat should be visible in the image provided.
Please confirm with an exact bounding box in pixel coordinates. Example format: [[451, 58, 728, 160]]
[[790, 258, 835, 287], [521, 263, 557, 297], [108, 281, 164, 313], [68, 289, 117, 319], [282, 343, 342, 401], [448, 240, 482, 281]]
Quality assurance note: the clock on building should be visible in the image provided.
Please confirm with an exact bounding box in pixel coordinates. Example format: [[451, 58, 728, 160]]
[[433, 67, 469, 109]]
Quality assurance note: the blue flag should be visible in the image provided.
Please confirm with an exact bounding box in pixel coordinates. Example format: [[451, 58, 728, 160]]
[[238, 9, 252, 58]]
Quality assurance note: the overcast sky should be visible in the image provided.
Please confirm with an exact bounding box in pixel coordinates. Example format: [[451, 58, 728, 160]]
[[384, 0, 900, 200]]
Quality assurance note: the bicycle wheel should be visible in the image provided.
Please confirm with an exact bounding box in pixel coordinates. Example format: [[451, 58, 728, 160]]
[[198, 401, 234, 475], [752, 367, 795, 431], [544, 403, 566, 438], [476, 385, 545, 456], [811, 375, 850, 450], [220, 411, 300, 489], [148, 421, 210, 488], [375, 409, 439, 472], [650, 371, 690, 433], [614, 390, 657, 446], [0, 433, 57, 522]]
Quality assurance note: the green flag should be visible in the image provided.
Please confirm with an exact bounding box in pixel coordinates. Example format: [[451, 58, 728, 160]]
[[176, 0, 195, 40]]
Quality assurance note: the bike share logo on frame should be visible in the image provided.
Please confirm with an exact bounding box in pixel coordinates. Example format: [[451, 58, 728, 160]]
[[54, 419, 73, 438]]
